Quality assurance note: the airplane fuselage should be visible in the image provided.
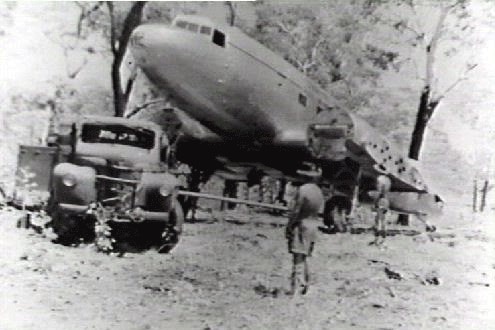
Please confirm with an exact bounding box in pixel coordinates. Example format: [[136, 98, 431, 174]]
[[129, 15, 436, 200], [130, 16, 331, 147]]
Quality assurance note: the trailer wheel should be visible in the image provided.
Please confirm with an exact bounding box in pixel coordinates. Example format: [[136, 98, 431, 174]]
[[50, 207, 95, 245], [323, 196, 352, 233]]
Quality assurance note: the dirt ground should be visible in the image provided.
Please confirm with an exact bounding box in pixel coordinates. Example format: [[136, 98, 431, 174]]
[[0, 203, 494, 330]]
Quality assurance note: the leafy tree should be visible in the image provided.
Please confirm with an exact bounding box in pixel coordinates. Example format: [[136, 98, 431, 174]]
[[69, 1, 206, 117], [71, 2, 147, 117], [246, 1, 400, 113], [245, 1, 493, 223], [379, 1, 481, 160], [368, 0, 488, 223]]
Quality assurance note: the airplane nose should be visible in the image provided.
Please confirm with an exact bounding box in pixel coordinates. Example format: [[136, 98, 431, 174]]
[[131, 23, 185, 49], [129, 24, 185, 67], [130, 25, 153, 49], [129, 24, 168, 68]]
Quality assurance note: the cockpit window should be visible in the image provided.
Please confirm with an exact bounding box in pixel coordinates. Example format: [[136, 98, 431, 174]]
[[187, 23, 199, 33], [175, 20, 187, 29], [174, 19, 224, 44], [81, 124, 155, 150], [213, 29, 225, 47], [299, 93, 307, 107], [200, 26, 212, 35]]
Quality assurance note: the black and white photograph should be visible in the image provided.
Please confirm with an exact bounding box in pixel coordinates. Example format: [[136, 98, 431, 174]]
[[0, 1, 494, 329]]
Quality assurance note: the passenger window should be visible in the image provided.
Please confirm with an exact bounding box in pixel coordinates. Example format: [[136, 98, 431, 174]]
[[176, 20, 187, 29], [299, 93, 307, 107], [187, 23, 199, 33], [213, 29, 226, 47], [200, 26, 212, 35]]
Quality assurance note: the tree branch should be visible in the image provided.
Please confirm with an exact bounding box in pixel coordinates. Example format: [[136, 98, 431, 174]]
[[67, 57, 88, 79], [123, 75, 135, 100], [106, 1, 117, 56], [276, 20, 299, 45], [436, 63, 478, 101], [300, 37, 324, 73], [276, 20, 292, 35], [376, 12, 425, 47], [226, 1, 236, 26], [405, 0, 427, 43], [424, 4, 452, 92], [125, 98, 169, 118], [115, 1, 147, 60], [399, 19, 425, 44], [75, 2, 104, 38], [310, 36, 324, 62]]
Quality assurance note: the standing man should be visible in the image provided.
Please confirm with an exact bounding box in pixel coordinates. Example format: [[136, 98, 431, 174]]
[[285, 181, 324, 296], [372, 174, 391, 245]]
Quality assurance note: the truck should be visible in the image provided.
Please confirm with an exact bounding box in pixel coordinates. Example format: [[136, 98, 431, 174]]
[[14, 115, 184, 252]]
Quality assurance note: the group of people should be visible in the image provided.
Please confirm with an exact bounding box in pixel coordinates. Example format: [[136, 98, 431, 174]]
[[284, 174, 391, 296]]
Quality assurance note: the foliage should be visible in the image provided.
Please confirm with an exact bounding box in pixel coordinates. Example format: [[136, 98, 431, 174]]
[[15, 167, 40, 209], [0, 2, 16, 36], [65, 2, 147, 117], [245, 1, 491, 152], [89, 203, 115, 253], [69, 1, 205, 117], [370, 0, 486, 158], [246, 1, 400, 113]]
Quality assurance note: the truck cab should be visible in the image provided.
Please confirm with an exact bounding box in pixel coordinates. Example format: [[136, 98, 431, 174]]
[[17, 115, 183, 250]]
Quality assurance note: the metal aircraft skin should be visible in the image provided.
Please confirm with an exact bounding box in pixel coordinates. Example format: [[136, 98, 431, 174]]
[[128, 15, 442, 216]]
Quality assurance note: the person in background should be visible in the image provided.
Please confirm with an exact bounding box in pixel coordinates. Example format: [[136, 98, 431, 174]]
[[285, 180, 324, 296], [371, 174, 391, 246]]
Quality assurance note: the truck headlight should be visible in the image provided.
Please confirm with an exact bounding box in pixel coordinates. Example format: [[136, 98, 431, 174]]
[[62, 174, 77, 187], [159, 184, 175, 197]]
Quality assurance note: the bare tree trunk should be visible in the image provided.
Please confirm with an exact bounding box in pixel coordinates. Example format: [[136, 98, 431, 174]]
[[226, 1, 236, 26], [473, 179, 478, 213], [480, 180, 488, 212], [111, 59, 126, 117], [397, 87, 439, 226], [408, 87, 439, 160], [107, 1, 147, 117], [398, 5, 450, 227]]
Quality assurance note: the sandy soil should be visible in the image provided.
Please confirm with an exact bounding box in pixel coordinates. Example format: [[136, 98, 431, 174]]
[[0, 204, 494, 330]]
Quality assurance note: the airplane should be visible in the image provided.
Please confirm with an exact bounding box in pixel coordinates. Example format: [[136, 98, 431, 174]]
[[127, 14, 443, 226]]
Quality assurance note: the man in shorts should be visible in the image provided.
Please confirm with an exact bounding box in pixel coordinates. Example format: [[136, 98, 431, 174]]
[[285, 182, 324, 296], [372, 174, 391, 245]]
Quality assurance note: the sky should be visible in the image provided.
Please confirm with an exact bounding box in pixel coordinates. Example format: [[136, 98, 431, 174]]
[[1, 1, 494, 172]]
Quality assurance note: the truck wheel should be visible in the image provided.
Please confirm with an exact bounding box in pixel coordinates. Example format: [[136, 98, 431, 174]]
[[323, 196, 352, 233], [51, 208, 95, 245], [157, 202, 184, 254]]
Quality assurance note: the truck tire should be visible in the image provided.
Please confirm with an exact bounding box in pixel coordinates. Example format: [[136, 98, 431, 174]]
[[51, 207, 95, 245], [323, 196, 352, 233]]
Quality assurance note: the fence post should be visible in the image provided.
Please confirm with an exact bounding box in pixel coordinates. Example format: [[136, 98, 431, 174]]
[[473, 179, 478, 213], [480, 180, 489, 212]]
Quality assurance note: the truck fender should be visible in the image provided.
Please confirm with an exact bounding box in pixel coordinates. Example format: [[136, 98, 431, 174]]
[[53, 163, 97, 205]]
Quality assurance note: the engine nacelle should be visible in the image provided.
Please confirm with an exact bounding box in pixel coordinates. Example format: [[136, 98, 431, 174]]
[[307, 108, 352, 161]]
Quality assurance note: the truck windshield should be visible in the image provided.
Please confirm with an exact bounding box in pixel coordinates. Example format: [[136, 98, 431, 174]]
[[81, 124, 155, 149]]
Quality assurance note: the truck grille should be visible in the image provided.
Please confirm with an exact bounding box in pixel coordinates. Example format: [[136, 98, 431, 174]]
[[96, 175, 139, 208]]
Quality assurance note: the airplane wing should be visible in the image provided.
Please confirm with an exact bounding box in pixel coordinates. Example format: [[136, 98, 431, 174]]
[[305, 108, 443, 216], [306, 108, 429, 192]]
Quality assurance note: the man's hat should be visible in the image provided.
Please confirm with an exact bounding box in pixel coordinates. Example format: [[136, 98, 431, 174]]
[[296, 168, 322, 179]]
